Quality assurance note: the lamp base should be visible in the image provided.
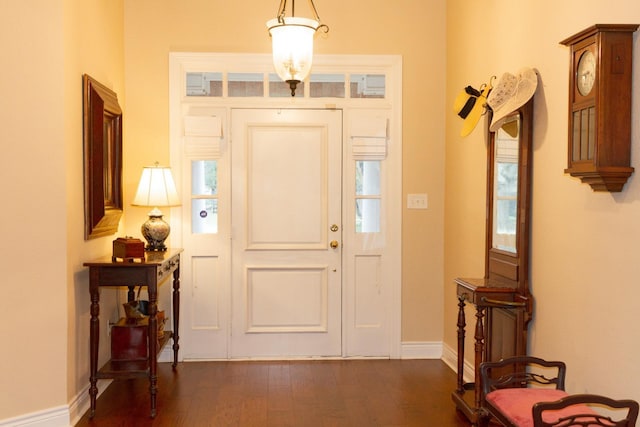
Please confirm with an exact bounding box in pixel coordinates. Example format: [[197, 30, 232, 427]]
[[141, 211, 170, 252]]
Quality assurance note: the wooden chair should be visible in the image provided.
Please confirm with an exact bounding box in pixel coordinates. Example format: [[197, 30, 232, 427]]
[[533, 393, 638, 426], [478, 356, 638, 427]]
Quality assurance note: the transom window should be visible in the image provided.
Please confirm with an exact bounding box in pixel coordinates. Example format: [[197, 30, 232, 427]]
[[185, 72, 385, 99]]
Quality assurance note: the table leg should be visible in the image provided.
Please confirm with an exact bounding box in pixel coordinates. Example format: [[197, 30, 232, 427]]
[[147, 275, 158, 418], [172, 266, 180, 368], [455, 294, 466, 393], [474, 306, 486, 410], [89, 276, 100, 418]]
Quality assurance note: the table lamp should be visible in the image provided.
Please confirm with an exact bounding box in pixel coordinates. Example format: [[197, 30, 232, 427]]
[[132, 163, 181, 251]]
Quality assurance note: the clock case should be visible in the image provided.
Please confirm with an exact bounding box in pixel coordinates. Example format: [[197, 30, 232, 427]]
[[560, 24, 638, 192]]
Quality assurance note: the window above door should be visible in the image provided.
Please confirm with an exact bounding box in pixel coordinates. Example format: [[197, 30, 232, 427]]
[[185, 71, 386, 99]]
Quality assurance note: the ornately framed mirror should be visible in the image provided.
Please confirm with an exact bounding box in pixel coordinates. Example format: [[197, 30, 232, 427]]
[[83, 74, 123, 240]]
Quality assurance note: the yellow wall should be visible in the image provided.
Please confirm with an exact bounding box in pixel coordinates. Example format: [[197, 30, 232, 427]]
[[0, 0, 124, 421], [445, 0, 640, 400], [0, 1, 68, 418]]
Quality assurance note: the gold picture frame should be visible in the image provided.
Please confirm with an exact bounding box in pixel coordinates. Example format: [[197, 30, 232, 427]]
[[82, 74, 123, 239]]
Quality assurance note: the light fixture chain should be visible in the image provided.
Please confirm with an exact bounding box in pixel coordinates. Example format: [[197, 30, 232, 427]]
[[277, 0, 287, 22], [277, 0, 325, 23], [308, 0, 321, 22]]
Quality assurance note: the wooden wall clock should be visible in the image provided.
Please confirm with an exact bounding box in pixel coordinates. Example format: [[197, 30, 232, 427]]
[[560, 24, 638, 192]]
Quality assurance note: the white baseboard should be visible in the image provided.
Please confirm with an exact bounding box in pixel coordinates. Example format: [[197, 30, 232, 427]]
[[400, 341, 443, 359], [158, 345, 174, 363], [68, 379, 111, 426], [399, 341, 473, 383], [0, 379, 113, 427], [442, 342, 474, 383], [0, 406, 69, 427]]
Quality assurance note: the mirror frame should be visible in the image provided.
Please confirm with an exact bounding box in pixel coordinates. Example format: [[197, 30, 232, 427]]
[[485, 99, 533, 294], [82, 74, 123, 240]]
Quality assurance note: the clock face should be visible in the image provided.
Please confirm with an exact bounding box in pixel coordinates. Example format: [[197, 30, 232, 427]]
[[577, 50, 596, 96]]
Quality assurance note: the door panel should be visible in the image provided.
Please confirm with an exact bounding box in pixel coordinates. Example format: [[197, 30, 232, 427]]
[[246, 266, 328, 332], [246, 127, 326, 249], [191, 256, 221, 329], [231, 109, 342, 358]]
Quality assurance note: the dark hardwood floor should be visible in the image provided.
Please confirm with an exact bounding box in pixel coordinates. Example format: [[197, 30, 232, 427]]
[[75, 359, 472, 427]]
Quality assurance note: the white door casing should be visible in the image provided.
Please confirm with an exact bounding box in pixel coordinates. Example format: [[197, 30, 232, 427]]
[[168, 53, 402, 360]]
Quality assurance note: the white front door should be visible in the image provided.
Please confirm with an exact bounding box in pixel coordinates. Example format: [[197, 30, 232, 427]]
[[230, 108, 343, 357]]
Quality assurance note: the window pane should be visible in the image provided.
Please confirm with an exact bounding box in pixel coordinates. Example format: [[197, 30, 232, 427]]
[[186, 72, 222, 97], [310, 74, 345, 98], [496, 163, 517, 197], [228, 73, 264, 97], [192, 199, 218, 234], [496, 199, 516, 235], [494, 198, 516, 251], [268, 73, 305, 97], [356, 199, 380, 233], [356, 161, 381, 195], [192, 160, 217, 195], [350, 74, 385, 98]]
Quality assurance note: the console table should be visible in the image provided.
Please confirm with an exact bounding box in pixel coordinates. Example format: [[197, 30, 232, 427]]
[[83, 248, 182, 418]]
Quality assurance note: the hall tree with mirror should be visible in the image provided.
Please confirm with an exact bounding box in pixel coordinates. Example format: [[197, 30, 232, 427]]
[[451, 99, 534, 424]]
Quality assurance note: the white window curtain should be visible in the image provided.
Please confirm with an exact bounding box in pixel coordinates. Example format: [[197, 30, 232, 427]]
[[349, 117, 388, 160], [184, 115, 222, 158]]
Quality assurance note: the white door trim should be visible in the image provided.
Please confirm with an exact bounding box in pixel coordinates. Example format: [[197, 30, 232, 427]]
[[168, 53, 402, 359]]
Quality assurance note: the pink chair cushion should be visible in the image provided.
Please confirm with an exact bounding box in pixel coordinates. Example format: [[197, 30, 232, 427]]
[[486, 389, 597, 427]]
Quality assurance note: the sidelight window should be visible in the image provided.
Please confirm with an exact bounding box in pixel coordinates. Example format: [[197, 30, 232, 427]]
[[355, 161, 381, 233], [191, 160, 218, 233]]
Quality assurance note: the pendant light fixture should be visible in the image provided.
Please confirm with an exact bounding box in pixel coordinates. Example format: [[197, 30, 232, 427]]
[[266, 0, 329, 97]]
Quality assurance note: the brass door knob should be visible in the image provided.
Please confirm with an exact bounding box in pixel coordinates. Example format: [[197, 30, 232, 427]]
[[330, 240, 339, 249]]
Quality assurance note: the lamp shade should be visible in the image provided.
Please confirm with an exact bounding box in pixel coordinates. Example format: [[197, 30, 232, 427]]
[[266, 17, 319, 83], [132, 165, 181, 207]]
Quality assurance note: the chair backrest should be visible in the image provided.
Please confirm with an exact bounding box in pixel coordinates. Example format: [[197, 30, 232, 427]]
[[532, 393, 639, 427], [480, 356, 567, 398]]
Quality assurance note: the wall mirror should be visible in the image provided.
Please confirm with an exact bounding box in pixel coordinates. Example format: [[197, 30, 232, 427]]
[[492, 115, 520, 254], [485, 99, 533, 291], [83, 74, 123, 240]]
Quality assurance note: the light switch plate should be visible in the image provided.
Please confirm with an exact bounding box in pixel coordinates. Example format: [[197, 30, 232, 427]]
[[407, 193, 428, 209]]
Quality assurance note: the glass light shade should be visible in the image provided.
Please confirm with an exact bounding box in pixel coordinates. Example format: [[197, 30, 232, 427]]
[[132, 166, 181, 208], [266, 17, 319, 83]]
